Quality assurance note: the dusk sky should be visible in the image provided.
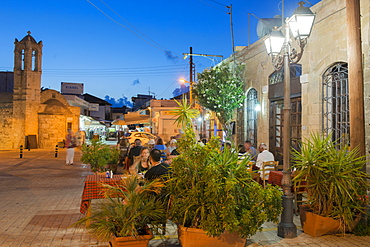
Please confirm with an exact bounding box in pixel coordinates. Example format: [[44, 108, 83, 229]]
[[0, 0, 320, 104]]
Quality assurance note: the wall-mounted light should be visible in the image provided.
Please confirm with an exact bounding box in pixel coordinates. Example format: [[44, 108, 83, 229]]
[[255, 103, 261, 112]]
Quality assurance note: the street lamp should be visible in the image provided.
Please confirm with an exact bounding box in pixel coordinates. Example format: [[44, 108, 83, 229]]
[[264, 1, 315, 239], [179, 78, 193, 106]]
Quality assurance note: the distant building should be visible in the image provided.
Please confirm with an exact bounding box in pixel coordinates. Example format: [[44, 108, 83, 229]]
[[124, 99, 180, 142], [80, 93, 112, 120], [0, 32, 79, 149], [131, 94, 154, 111], [0, 72, 14, 93], [112, 105, 132, 120]]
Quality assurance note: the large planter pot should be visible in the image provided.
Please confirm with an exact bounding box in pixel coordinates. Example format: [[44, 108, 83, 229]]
[[299, 205, 360, 237], [109, 230, 153, 247], [178, 226, 246, 247]]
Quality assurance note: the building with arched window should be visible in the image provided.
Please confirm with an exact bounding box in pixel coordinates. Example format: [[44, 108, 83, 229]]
[[231, 0, 369, 165]]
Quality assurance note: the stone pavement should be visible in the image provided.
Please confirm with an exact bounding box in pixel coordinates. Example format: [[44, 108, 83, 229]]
[[0, 148, 369, 247]]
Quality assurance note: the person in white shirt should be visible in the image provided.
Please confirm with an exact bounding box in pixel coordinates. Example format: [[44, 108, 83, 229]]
[[255, 143, 275, 179]]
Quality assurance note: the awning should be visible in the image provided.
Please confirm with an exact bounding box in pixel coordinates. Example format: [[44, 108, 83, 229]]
[[124, 111, 150, 125]]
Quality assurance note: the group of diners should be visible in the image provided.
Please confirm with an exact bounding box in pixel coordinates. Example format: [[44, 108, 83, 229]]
[[116, 137, 178, 180], [238, 140, 276, 182]]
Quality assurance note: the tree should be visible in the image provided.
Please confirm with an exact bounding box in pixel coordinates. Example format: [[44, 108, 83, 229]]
[[193, 64, 245, 139]]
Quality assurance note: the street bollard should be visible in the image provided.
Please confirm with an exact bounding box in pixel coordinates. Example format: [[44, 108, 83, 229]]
[[55, 145, 58, 158], [20, 145, 23, 158]]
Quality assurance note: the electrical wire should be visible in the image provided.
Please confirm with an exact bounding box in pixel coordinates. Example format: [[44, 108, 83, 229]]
[[0, 64, 185, 71], [98, 0, 177, 56], [198, 0, 227, 13], [85, 0, 182, 60], [209, 0, 228, 7], [156, 64, 190, 98]]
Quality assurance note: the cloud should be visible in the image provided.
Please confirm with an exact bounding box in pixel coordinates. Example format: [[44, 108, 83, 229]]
[[164, 50, 180, 62], [132, 79, 141, 86], [104, 94, 133, 108], [172, 84, 189, 97]]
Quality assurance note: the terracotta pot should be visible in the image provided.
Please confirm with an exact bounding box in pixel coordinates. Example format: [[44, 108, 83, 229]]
[[178, 226, 245, 247], [299, 205, 360, 237], [108, 230, 153, 247]]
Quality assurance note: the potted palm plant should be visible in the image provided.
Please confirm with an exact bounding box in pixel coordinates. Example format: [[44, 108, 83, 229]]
[[81, 139, 120, 173], [292, 133, 369, 237], [72, 175, 166, 247], [168, 98, 282, 247]]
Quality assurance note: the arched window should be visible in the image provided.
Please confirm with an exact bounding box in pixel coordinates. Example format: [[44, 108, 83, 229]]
[[32, 50, 37, 71], [21, 49, 25, 70], [245, 88, 258, 146], [269, 64, 302, 85], [322, 62, 349, 145]]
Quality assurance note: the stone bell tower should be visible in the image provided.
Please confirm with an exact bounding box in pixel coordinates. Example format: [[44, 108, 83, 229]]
[[13, 31, 43, 101], [13, 31, 43, 146]]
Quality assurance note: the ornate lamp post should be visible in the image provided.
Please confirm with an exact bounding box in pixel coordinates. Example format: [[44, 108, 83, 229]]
[[264, 1, 315, 238]]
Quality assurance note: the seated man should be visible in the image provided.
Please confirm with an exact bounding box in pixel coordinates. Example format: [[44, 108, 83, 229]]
[[145, 149, 171, 180], [243, 140, 257, 161], [255, 143, 275, 179]]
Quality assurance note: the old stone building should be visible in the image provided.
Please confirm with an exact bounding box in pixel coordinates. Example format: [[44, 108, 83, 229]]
[[232, 0, 369, 164], [0, 32, 79, 149]]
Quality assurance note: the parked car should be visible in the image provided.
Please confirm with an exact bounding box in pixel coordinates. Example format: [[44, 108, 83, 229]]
[[126, 132, 157, 145]]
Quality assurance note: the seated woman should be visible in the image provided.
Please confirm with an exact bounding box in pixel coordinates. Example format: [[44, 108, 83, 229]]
[[129, 147, 151, 175], [154, 138, 167, 160]]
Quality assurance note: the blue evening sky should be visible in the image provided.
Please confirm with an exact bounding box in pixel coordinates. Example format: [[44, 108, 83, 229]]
[[0, 0, 320, 103]]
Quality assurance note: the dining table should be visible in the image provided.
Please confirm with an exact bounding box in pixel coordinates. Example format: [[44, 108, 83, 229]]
[[80, 174, 122, 214], [268, 170, 283, 186]]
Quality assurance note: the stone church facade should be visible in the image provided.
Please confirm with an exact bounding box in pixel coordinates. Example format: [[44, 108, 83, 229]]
[[0, 32, 79, 149], [232, 0, 370, 165]]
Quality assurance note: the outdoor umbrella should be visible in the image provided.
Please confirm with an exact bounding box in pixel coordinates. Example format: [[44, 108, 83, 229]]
[[112, 119, 127, 125]]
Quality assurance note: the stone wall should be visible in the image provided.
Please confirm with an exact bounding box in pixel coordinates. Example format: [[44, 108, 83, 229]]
[[299, 0, 348, 138], [234, 0, 370, 157], [0, 102, 15, 149]]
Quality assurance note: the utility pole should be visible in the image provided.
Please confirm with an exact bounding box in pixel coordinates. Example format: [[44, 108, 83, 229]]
[[189, 47, 194, 105], [227, 5, 236, 62], [346, 0, 365, 156]]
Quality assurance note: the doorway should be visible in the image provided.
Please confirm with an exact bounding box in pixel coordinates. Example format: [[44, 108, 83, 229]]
[[269, 98, 301, 165]]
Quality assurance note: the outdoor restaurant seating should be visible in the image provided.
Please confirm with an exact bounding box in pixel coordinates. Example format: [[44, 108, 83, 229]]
[[261, 161, 279, 187]]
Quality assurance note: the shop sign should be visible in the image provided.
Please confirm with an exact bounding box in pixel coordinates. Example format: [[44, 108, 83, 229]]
[[161, 111, 177, 115], [61, 82, 84, 95], [89, 103, 99, 111]]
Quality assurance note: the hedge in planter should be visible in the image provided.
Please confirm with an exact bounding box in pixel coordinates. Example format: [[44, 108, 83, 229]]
[[167, 128, 283, 239], [81, 139, 120, 172], [292, 133, 369, 235]]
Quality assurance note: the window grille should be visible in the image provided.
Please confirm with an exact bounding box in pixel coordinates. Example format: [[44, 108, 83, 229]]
[[245, 88, 258, 146], [322, 62, 349, 146], [269, 64, 302, 85]]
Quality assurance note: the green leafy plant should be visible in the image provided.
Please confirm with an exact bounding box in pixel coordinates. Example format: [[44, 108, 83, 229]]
[[72, 175, 166, 241], [167, 126, 282, 238], [353, 215, 370, 236], [292, 133, 369, 233], [81, 139, 120, 172], [193, 64, 245, 139], [172, 96, 200, 129]]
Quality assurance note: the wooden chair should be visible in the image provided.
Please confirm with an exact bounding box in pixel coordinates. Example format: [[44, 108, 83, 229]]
[[261, 161, 279, 187], [293, 179, 308, 215], [247, 161, 255, 172]]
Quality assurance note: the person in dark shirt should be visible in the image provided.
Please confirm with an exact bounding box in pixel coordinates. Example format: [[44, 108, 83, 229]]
[[145, 149, 171, 180]]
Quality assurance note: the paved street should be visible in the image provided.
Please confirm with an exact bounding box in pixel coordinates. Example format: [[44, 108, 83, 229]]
[[0, 148, 369, 247]]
